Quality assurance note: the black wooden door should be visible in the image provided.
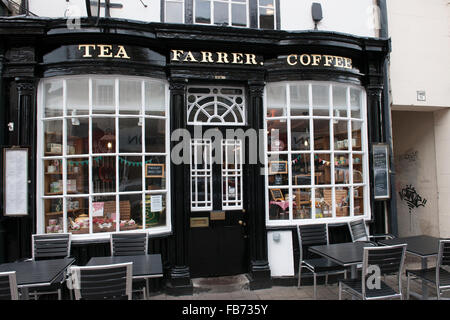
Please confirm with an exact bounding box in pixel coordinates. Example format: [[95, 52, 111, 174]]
[[188, 126, 248, 277]]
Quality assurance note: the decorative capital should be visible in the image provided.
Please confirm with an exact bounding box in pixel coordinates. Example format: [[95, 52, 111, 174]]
[[15, 79, 36, 94], [366, 84, 383, 98], [248, 84, 264, 97], [169, 77, 188, 93]]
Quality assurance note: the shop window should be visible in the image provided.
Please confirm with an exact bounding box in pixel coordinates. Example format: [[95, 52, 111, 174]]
[[38, 76, 170, 237], [194, 0, 248, 27], [165, 0, 185, 23], [222, 139, 243, 210], [265, 82, 369, 225], [190, 139, 213, 211], [187, 86, 246, 125]]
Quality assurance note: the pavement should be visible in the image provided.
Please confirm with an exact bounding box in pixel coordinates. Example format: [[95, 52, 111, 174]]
[[149, 256, 448, 300]]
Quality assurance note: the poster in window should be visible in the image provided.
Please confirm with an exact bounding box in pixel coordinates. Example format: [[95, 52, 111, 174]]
[[269, 161, 288, 174], [372, 143, 390, 200], [3, 147, 28, 216], [145, 164, 165, 178]]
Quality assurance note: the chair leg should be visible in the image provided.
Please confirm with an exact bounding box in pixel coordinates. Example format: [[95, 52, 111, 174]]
[[437, 287, 441, 300], [407, 274, 410, 300], [297, 265, 302, 288], [339, 282, 342, 300], [325, 273, 328, 286], [58, 288, 62, 300], [313, 273, 317, 300], [344, 269, 347, 280]]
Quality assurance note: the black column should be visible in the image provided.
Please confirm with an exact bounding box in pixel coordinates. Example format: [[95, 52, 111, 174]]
[[166, 77, 193, 295], [247, 81, 271, 290]]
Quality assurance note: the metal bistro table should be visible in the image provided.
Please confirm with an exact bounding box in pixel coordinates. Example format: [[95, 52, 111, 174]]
[[309, 242, 375, 279], [86, 254, 163, 299], [379, 235, 442, 300], [0, 257, 75, 300]]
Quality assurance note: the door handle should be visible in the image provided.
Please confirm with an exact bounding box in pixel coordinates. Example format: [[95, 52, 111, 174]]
[[238, 220, 246, 226]]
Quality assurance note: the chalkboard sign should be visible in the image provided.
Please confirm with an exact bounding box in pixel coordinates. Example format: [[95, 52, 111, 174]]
[[372, 144, 390, 200], [269, 161, 288, 174], [145, 164, 165, 178], [270, 189, 285, 201]]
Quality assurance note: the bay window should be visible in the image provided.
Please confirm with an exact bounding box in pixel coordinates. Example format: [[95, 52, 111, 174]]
[[38, 76, 170, 237], [265, 81, 370, 225]]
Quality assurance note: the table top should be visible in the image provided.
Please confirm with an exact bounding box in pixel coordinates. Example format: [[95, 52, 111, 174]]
[[378, 235, 443, 258], [309, 242, 374, 266], [86, 254, 163, 279], [0, 258, 75, 288]]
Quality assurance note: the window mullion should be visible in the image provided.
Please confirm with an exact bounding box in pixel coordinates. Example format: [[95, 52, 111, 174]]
[[309, 83, 316, 220], [141, 80, 146, 229], [286, 84, 292, 221], [62, 79, 68, 233], [88, 77, 93, 235]]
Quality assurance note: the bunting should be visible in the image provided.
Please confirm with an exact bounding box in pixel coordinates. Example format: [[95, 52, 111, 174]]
[[68, 157, 154, 167]]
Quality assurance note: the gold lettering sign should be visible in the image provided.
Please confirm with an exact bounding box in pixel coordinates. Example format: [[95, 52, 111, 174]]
[[286, 54, 353, 69], [170, 49, 263, 66], [78, 44, 130, 59]]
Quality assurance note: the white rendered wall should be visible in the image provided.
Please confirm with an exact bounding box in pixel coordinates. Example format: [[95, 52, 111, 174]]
[[267, 230, 295, 277], [388, 0, 450, 109], [280, 0, 379, 37], [29, 0, 160, 22]]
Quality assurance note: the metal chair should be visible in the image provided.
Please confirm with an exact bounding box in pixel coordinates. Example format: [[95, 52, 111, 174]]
[[69, 262, 133, 300], [407, 239, 450, 300], [110, 232, 148, 299], [30, 233, 71, 300], [297, 224, 347, 299], [339, 244, 407, 300], [0, 271, 19, 300], [348, 218, 394, 244]]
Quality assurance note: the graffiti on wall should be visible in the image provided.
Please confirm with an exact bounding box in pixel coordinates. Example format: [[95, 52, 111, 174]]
[[399, 184, 427, 232]]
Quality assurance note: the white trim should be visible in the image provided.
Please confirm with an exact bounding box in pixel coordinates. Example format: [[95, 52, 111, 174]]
[[164, 0, 185, 24], [193, 0, 249, 27], [190, 139, 213, 211]]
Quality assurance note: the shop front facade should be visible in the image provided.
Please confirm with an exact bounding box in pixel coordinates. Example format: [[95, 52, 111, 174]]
[[0, 11, 393, 292]]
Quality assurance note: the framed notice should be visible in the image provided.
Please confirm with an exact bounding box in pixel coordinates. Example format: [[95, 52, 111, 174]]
[[145, 164, 165, 178], [270, 189, 285, 201], [269, 161, 288, 175], [3, 147, 29, 216], [372, 143, 390, 200]]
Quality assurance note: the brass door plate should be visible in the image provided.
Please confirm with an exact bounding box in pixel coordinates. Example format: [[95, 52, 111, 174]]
[[210, 211, 225, 220], [190, 217, 209, 228]]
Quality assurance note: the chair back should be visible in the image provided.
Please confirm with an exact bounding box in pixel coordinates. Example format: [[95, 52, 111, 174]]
[[297, 224, 328, 260], [110, 232, 148, 256], [32, 233, 71, 260], [0, 271, 19, 300], [436, 239, 450, 288], [362, 244, 407, 298], [70, 262, 133, 300], [348, 219, 369, 242]]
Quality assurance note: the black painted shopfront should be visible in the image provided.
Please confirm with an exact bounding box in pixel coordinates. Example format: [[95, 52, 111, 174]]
[[0, 17, 394, 294]]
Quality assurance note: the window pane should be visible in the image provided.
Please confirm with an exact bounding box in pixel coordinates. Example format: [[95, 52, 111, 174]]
[[67, 118, 89, 155], [293, 188, 311, 219], [351, 120, 362, 151], [291, 119, 310, 151], [195, 0, 211, 24], [333, 120, 349, 151], [92, 196, 117, 233], [290, 84, 309, 116], [44, 159, 62, 195], [119, 80, 141, 115], [268, 154, 288, 186], [119, 118, 142, 153], [144, 193, 167, 228], [350, 88, 362, 119], [67, 197, 89, 234], [315, 188, 332, 218], [92, 156, 116, 193], [292, 154, 311, 185], [67, 158, 89, 194], [67, 79, 89, 116], [214, 1, 228, 25], [267, 120, 287, 152], [119, 156, 142, 192], [119, 194, 143, 231], [334, 154, 349, 184], [92, 118, 115, 154], [313, 119, 330, 150], [93, 79, 115, 114], [145, 82, 165, 116], [145, 156, 166, 191], [315, 154, 331, 185], [259, 7, 274, 29], [44, 120, 63, 156], [166, 2, 183, 23], [353, 186, 364, 216], [268, 188, 289, 220], [267, 85, 286, 117], [335, 187, 350, 217], [259, 0, 273, 6], [312, 84, 330, 116], [333, 86, 347, 117], [353, 154, 363, 183], [44, 81, 63, 117], [145, 118, 166, 153], [232, 3, 247, 27]]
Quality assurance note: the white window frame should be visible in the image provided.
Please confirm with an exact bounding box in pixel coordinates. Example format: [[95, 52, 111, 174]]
[[264, 81, 371, 227], [37, 75, 171, 240], [257, 0, 276, 30], [190, 139, 213, 211], [221, 139, 243, 210], [193, 0, 249, 27], [165, 0, 185, 23]]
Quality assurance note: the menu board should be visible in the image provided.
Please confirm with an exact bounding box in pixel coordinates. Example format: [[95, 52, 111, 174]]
[[3, 148, 28, 216], [373, 144, 390, 200], [269, 161, 288, 174], [145, 164, 165, 178]]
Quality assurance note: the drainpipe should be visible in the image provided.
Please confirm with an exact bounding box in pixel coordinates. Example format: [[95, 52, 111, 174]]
[[0, 43, 5, 263], [378, 0, 398, 236]]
